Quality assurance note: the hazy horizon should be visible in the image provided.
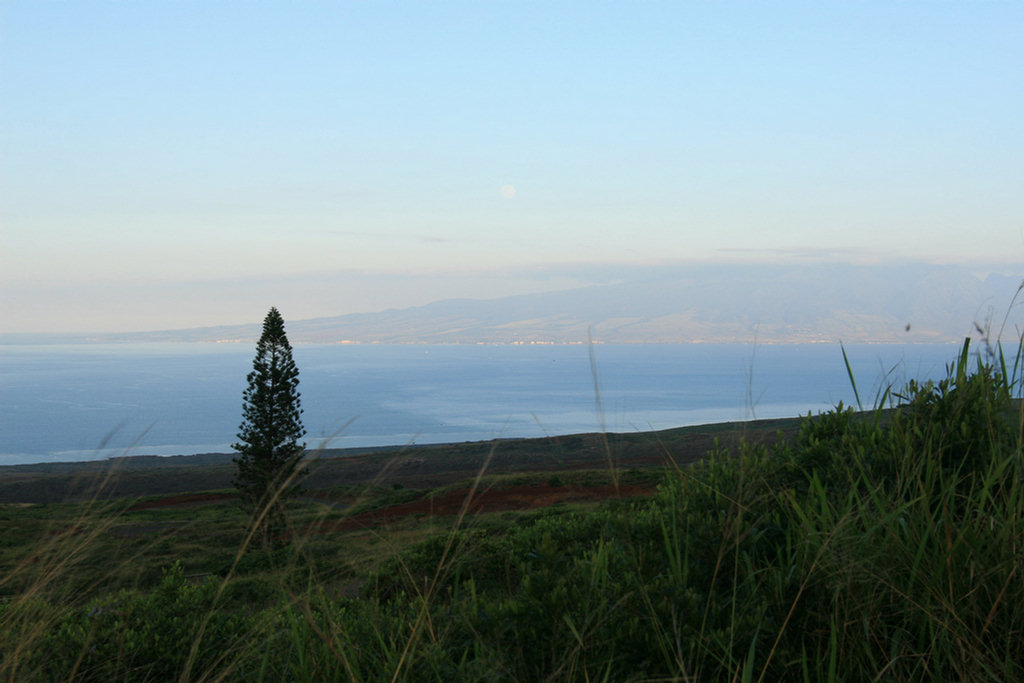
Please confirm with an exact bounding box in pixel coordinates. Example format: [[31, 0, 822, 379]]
[[7, 257, 1024, 337], [3, 260, 1020, 345], [3, 3, 1022, 335]]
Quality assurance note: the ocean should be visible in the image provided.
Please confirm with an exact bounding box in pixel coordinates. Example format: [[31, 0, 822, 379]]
[[0, 342, 965, 465]]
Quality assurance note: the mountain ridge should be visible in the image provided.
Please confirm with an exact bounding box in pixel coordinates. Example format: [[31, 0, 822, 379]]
[[4, 263, 1020, 345]]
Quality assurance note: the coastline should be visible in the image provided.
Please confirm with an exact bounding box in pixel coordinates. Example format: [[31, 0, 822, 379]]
[[0, 415, 802, 504]]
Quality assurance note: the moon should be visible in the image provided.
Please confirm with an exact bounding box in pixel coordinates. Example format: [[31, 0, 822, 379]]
[[500, 184, 516, 198]]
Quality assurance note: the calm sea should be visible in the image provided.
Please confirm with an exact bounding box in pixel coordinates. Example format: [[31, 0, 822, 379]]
[[0, 342, 964, 465]]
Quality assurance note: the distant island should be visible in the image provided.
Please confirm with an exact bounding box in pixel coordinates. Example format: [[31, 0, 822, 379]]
[[3, 262, 1020, 345]]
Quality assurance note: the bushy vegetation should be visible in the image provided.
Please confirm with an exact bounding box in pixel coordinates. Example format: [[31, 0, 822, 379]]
[[2, 342, 1022, 682]]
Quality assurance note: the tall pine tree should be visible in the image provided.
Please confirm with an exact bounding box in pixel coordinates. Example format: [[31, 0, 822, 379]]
[[232, 307, 307, 547]]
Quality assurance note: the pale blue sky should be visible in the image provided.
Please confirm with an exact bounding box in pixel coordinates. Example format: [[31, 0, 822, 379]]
[[2, 1, 1022, 332]]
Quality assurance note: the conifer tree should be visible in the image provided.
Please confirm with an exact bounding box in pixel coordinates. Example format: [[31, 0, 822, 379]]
[[232, 307, 307, 547]]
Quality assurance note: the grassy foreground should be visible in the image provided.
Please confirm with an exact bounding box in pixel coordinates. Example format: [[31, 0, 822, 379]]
[[2, 342, 1023, 682]]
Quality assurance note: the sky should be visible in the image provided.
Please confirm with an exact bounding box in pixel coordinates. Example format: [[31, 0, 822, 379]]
[[2, 1, 1022, 333]]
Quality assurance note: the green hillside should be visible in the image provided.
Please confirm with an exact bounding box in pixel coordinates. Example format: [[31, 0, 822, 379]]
[[2, 344, 1022, 682]]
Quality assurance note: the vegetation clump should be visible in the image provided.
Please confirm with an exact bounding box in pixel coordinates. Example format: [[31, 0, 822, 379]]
[[2, 341, 1022, 682]]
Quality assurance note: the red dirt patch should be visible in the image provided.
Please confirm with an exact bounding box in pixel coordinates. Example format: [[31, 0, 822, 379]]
[[108, 521, 191, 538], [128, 492, 235, 511], [125, 483, 658, 536], [308, 482, 656, 533]]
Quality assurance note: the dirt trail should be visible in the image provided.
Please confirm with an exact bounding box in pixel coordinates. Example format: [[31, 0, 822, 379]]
[[128, 492, 234, 510], [304, 482, 657, 534], [121, 481, 657, 536]]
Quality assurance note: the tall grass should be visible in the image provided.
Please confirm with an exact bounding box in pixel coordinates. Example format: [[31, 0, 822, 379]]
[[2, 339, 1023, 682]]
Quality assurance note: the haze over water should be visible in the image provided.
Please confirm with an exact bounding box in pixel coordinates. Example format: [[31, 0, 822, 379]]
[[0, 342, 965, 466]]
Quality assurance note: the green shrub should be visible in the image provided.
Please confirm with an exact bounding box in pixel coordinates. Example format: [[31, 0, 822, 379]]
[[42, 562, 256, 683], [351, 345, 1024, 682]]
